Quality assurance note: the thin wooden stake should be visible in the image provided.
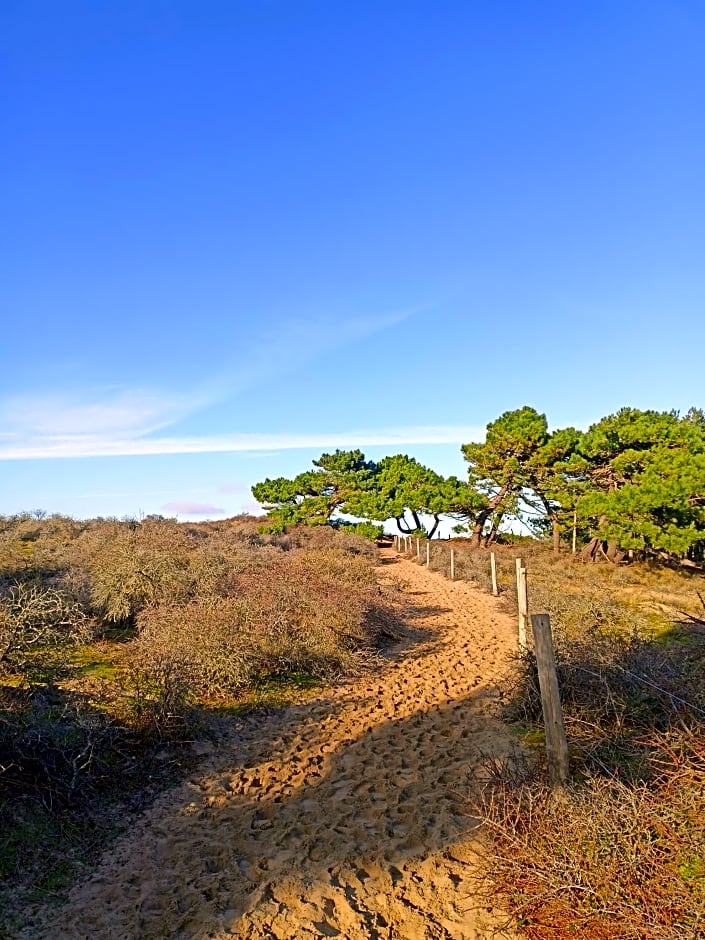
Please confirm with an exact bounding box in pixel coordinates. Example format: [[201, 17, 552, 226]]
[[416, 538, 420, 561], [531, 613, 569, 787], [490, 552, 498, 596], [572, 509, 578, 555], [426, 541, 430, 567], [450, 548, 455, 580], [516, 558, 528, 650]]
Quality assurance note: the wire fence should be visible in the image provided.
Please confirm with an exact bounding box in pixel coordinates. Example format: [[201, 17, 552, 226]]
[[391, 534, 705, 722]]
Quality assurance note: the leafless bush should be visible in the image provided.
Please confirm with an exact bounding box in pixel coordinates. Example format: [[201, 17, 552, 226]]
[[0, 583, 92, 667], [501, 627, 705, 755], [282, 523, 378, 558], [125, 652, 195, 732], [132, 545, 385, 699], [0, 686, 121, 809], [449, 545, 496, 593], [86, 519, 202, 622]]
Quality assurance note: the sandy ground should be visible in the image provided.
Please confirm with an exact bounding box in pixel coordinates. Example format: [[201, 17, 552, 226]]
[[22, 549, 521, 940]]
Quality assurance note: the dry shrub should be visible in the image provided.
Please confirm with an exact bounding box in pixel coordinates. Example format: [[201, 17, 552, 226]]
[[526, 583, 647, 638], [83, 517, 255, 623], [500, 624, 705, 786], [0, 583, 93, 668], [448, 545, 497, 593], [125, 651, 195, 733], [0, 685, 122, 810], [480, 737, 705, 939], [281, 524, 379, 560], [133, 599, 266, 699], [132, 545, 385, 700], [86, 520, 200, 622], [480, 570, 705, 935]]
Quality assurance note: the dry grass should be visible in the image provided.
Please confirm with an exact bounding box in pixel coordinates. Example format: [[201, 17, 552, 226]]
[[480, 735, 705, 939], [410, 537, 705, 936], [488, 624, 705, 936], [424, 537, 705, 633]]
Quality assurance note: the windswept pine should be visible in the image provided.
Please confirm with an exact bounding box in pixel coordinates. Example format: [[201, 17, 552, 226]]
[[254, 405, 705, 565]]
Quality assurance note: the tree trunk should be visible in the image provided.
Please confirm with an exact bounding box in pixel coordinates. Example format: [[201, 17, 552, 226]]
[[484, 511, 504, 546], [427, 514, 441, 540], [471, 509, 491, 546], [538, 496, 560, 554], [471, 485, 510, 545]]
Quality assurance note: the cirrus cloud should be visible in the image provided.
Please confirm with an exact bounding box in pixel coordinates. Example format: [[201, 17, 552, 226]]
[[0, 425, 483, 460]]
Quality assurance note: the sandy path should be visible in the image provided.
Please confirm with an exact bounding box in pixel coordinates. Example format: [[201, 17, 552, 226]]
[[23, 550, 520, 940]]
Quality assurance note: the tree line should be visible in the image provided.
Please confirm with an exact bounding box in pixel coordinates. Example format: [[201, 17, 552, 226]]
[[252, 405, 705, 563]]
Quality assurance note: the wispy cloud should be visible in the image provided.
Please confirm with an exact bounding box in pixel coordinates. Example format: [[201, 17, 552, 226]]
[[162, 501, 226, 516], [0, 387, 200, 437], [198, 305, 422, 403], [0, 425, 483, 460], [0, 305, 441, 463]]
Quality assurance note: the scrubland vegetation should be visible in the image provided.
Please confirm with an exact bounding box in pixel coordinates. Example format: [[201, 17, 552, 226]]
[[422, 538, 705, 938], [4, 402, 705, 936], [0, 512, 394, 924], [253, 403, 705, 937]]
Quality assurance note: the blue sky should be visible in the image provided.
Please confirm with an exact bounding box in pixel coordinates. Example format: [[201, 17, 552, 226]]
[[2, 1, 704, 520]]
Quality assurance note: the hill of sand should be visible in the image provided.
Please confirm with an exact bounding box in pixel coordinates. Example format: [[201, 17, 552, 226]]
[[21, 548, 520, 939]]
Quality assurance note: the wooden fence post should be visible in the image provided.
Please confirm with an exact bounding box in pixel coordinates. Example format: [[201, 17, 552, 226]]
[[450, 548, 455, 580], [516, 558, 528, 650], [426, 541, 430, 568], [531, 613, 569, 787], [490, 552, 498, 596]]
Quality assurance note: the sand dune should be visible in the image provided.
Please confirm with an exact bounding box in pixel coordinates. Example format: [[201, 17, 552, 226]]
[[23, 549, 520, 939]]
